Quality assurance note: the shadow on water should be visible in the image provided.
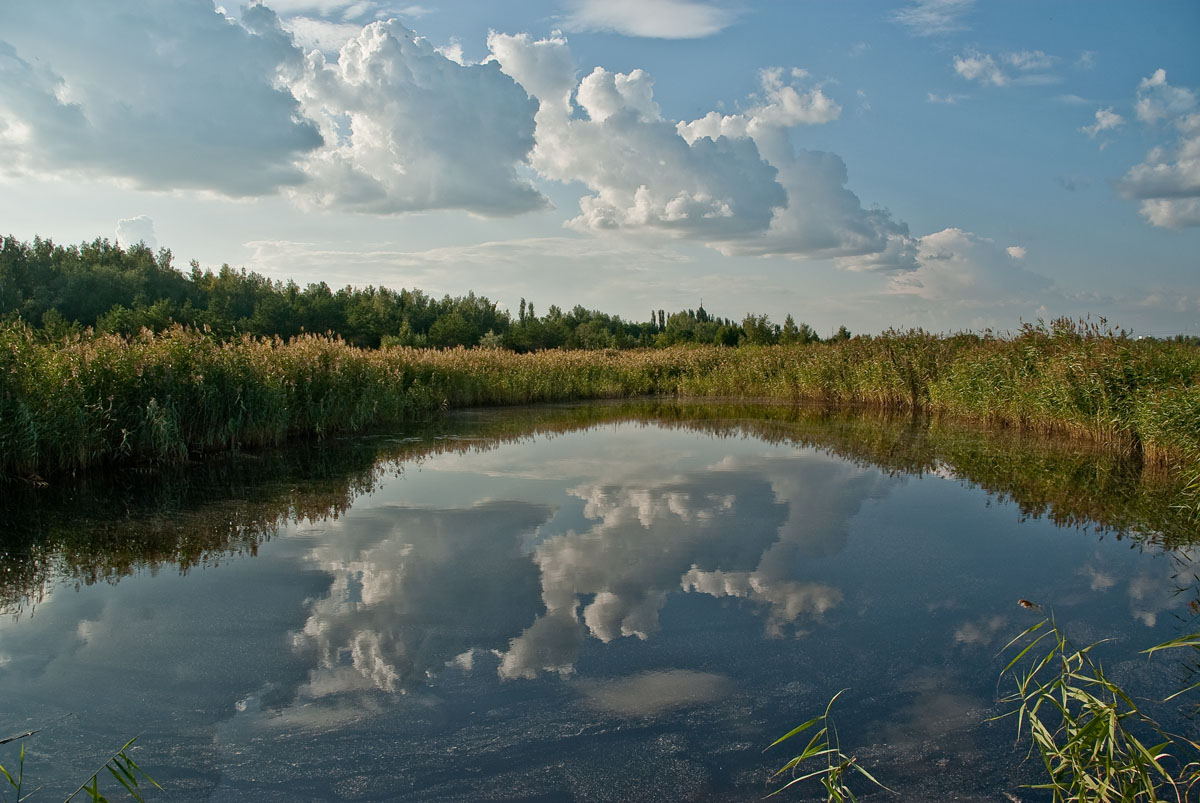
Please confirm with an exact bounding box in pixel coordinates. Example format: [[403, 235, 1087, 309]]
[[3, 399, 1197, 620]]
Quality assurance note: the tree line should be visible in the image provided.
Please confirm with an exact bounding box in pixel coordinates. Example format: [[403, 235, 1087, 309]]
[[0, 234, 850, 349]]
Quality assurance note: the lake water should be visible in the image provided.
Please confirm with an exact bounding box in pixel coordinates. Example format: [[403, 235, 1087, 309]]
[[2, 402, 1197, 801]]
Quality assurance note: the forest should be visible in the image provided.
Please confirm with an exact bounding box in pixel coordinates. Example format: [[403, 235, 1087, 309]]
[[0, 235, 849, 350]]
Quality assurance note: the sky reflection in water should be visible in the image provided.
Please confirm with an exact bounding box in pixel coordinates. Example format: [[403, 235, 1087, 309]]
[[1, 408, 1196, 801]]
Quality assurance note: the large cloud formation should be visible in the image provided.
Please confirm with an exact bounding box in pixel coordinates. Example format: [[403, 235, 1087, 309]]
[[489, 32, 916, 266], [0, 0, 321, 194], [1118, 69, 1200, 229], [888, 228, 1050, 304], [1, 0, 917, 263], [0, 2, 543, 214], [290, 20, 544, 215]]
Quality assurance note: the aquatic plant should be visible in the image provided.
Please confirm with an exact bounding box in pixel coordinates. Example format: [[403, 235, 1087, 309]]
[[0, 733, 159, 802], [765, 690, 890, 801], [995, 618, 1200, 802], [771, 622, 1200, 801]]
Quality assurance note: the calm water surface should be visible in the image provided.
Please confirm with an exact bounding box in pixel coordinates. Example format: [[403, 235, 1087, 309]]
[[1, 403, 1196, 801]]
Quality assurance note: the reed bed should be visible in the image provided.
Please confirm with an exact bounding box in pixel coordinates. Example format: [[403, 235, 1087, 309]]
[[2, 319, 1198, 484]]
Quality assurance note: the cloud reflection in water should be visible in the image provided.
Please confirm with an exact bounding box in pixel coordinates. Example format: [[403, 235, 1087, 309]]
[[292, 437, 892, 696]]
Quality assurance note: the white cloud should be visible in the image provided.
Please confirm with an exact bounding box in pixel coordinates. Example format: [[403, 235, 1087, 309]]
[[491, 32, 784, 240], [1120, 70, 1200, 229], [954, 52, 1007, 86], [1131, 198, 1200, 229], [282, 15, 363, 53], [888, 228, 1051, 303], [490, 32, 912, 265], [1055, 94, 1090, 106], [0, 1, 322, 195], [290, 20, 544, 215], [256, 0, 405, 22], [1004, 50, 1056, 72], [927, 92, 968, 105], [892, 0, 975, 36], [0, 5, 546, 215], [678, 67, 842, 137], [115, 215, 158, 250], [1134, 68, 1196, 124], [1079, 106, 1124, 138], [561, 0, 738, 39], [1075, 50, 1097, 70], [954, 49, 1058, 88]]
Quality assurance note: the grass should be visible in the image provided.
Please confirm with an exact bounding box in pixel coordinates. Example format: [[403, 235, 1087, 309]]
[[1, 733, 159, 803], [765, 690, 891, 801], [995, 618, 1200, 802], [771, 621, 1200, 801], [3, 317, 1197, 513]]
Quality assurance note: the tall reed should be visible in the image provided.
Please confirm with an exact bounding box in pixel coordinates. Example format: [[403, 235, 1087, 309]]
[[3, 319, 1197, 487]]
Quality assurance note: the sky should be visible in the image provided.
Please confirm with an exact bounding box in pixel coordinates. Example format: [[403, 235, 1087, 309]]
[[1, 0, 1198, 336]]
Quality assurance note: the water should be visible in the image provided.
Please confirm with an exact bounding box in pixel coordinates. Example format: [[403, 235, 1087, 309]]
[[1, 402, 1197, 801]]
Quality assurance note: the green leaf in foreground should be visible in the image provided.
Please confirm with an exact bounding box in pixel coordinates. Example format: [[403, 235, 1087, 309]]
[[996, 617, 1200, 802], [765, 689, 893, 801]]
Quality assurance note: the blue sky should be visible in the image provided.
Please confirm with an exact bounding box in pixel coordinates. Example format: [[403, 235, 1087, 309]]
[[1, 0, 1197, 335]]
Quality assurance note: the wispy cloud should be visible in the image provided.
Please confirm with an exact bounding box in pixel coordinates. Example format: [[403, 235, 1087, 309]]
[[927, 92, 968, 105], [953, 49, 1058, 87], [892, 0, 974, 36], [561, 0, 738, 39]]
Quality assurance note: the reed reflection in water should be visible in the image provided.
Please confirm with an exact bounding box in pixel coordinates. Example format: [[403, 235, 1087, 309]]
[[1, 401, 1196, 801]]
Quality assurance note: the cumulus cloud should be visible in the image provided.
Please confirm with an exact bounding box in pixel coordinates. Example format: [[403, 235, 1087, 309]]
[[489, 32, 914, 266], [0, 5, 544, 215], [888, 228, 1051, 304], [1119, 70, 1200, 229], [1079, 106, 1124, 139], [1134, 68, 1196, 125], [561, 0, 738, 39], [491, 33, 785, 240], [290, 20, 544, 215], [892, 0, 975, 36], [953, 49, 1057, 88], [0, 1, 322, 194], [115, 215, 158, 250]]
